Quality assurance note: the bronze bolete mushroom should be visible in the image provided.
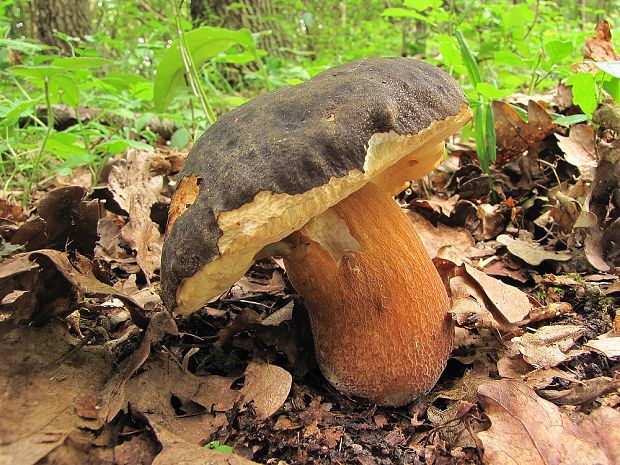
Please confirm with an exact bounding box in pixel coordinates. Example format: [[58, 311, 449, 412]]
[[161, 57, 471, 406]]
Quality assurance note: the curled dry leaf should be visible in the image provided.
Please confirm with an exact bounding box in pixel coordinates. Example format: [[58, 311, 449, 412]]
[[477, 379, 620, 465], [555, 124, 597, 174], [497, 233, 571, 266], [443, 261, 532, 334], [9, 186, 100, 256], [537, 377, 620, 406], [515, 325, 586, 369]]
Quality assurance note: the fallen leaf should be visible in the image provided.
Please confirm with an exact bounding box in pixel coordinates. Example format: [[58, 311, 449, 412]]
[[108, 150, 164, 280], [477, 379, 620, 465], [149, 422, 258, 465], [406, 210, 475, 258], [585, 331, 620, 358], [236, 362, 292, 419], [515, 325, 586, 368], [477, 204, 505, 240], [0, 322, 115, 465], [537, 377, 620, 405], [463, 264, 532, 324], [28, 250, 148, 328], [496, 356, 577, 390], [584, 20, 620, 62], [493, 100, 557, 162], [497, 233, 571, 266], [555, 124, 597, 173]]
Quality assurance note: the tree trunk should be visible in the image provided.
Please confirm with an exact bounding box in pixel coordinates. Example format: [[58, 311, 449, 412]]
[[190, 0, 207, 26], [192, 0, 289, 52], [31, 0, 92, 54]]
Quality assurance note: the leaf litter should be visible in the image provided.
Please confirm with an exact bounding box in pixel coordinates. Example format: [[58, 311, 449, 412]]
[[1, 27, 620, 465]]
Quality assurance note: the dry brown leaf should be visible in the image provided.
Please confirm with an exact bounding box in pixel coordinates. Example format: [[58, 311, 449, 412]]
[[149, 422, 259, 465], [584, 331, 620, 358], [406, 210, 475, 258], [497, 356, 577, 390], [537, 377, 620, 406], [462, 264, 532, 324], [194, 362, 292, 420], [497, 233, 571, 266], [0, 322, 115, 465], [584, 20, 620, 62], [515, 325, 586, 368], [106, 312, 178, 421], [108, 150, 164, 280], [493, 100, 557, 162], [477, 204, 505, 240], [477, 379, 620, 465], [30, 249, 148, 328], [555, 124, 597, 174], [410, 194, 459, 217], [239, 362, 293, 419]]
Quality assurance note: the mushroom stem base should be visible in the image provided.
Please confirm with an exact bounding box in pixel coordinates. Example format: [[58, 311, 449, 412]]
[[284, 182, 453, 406]]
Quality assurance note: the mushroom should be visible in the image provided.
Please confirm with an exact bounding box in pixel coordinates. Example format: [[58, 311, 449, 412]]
[[161, 57, 472, 406]]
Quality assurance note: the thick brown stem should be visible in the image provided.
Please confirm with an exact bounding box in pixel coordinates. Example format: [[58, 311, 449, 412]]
[[284, 182, 453, 405]]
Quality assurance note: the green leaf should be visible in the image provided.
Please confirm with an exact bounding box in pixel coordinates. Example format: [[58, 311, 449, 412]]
[[544, 40, 573, 64], [0, 38, 53, 53], [485, 101, 496, 167], [170, 128, 191, 149], [553, 114, 590, 127], [10, 65, 64, 80], [153, 26, 255, 112], [0, 97, 44, 127], [474, 105, 488, 173], [51, 56, 113, 69], [46, 133, 91, 160], [96, 139, 154, 154], [204, 441, 233, 454], [130, 82, 154, 100], [594, 61, 620, 79], [603, 77, 620, 103], [49, 75, 80, 106], [456, 30, 481, 87], [403, 0, 441, 10], [380, 8, 430, 22], [494, 50, 524, 67], [566, 72, 598, 115], [475, 83, 513, 99]]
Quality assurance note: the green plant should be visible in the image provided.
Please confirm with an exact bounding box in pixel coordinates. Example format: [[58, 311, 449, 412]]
[[203, 440, 233, 454], [456, 30, 497, 177]]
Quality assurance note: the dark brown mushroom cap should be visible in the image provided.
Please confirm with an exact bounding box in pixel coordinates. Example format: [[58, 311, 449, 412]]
[[161, 57, 470, 313]]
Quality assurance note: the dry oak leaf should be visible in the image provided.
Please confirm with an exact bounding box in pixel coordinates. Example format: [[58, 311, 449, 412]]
[[497, 233, 571, 266], [108, 150, 164, 280], [477, 379, 620, 465]]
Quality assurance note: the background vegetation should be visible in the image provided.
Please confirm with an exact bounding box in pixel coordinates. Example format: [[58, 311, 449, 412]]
[[1, 0, 619, 203]]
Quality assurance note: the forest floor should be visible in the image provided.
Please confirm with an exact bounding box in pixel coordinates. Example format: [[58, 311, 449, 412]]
[[2, 53, 620, 465]]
